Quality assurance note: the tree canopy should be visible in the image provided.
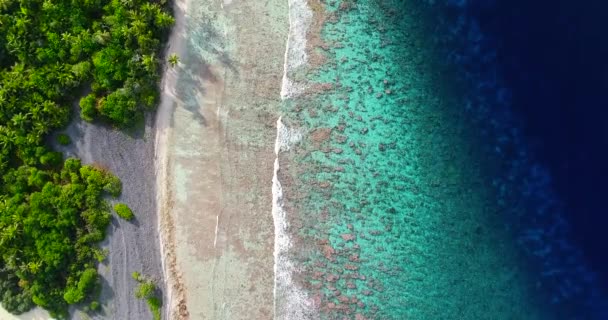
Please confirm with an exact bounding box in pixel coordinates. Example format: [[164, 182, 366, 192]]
[[0, 0, 173, 316]]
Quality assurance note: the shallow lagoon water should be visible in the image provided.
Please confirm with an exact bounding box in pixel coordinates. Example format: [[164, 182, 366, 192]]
[[277, 0, 559, 318]]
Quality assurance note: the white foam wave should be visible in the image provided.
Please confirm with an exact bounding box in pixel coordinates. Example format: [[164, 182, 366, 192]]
[[280, 0, 312, 100], [273, 0, 317, 318], [272, 118, 316, 320], [275, 116, 303, 154]]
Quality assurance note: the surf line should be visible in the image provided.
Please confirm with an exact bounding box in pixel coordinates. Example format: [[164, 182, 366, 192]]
[[272, 0, 317, 317]]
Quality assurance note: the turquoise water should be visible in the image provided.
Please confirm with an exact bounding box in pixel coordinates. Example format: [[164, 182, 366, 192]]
[[278, 0, 560, 318]]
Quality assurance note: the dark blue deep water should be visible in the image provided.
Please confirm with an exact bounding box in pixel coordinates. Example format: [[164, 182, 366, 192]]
[[447, 0, 608, 317], [473, 0, 608, 287]]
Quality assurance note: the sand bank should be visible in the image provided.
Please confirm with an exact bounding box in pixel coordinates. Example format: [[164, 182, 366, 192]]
[[155, 0, 289, 318]]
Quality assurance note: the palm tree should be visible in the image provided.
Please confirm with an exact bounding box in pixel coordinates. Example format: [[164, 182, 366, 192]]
[[11, 112, 28, 129], [93, 30, 110, 45], [27, 260, 42, 274], [1, 223, 19, 244], [0, 0, 11, 11], [0, 126, 16, 149], [141, 53, 156, 72], [168, 53, 179, 67]]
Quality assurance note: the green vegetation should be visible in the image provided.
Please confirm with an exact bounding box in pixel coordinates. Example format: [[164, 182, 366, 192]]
[[0, 159, 117, 317], [0, 0, 173, 317], [89, 300, 100, 311], [56, 134, 71, 145], [114, 203, 134, 220], [168, 53, 180, 67], [132, 272, 161, 320]]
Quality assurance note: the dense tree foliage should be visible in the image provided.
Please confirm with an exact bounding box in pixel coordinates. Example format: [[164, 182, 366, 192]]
[[56, 134, 71, 146], [0, 159, 117, 316], [114, 203, 134, 220], [0, 0, 174, 127], [0, 0, 173, 316]]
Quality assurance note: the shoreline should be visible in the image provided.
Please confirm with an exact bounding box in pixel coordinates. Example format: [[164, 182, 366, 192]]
[[1, 0, 318, 318], [0, 0, 590, 319], [155, 0, 189, 316]]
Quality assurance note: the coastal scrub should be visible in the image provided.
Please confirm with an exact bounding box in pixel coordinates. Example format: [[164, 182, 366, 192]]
[[132, 272, 162, 320]]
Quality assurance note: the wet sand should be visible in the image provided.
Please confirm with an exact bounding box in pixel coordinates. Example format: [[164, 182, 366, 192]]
[[156, 0, 289, 318]]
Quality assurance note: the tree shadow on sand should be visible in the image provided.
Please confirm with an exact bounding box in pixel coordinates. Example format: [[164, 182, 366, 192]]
[[162, 2, 239, 128]]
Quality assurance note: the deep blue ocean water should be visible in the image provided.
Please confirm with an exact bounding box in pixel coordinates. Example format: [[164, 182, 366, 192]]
[[471, 0, 608, 288], [434, 0, 608, 317]]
